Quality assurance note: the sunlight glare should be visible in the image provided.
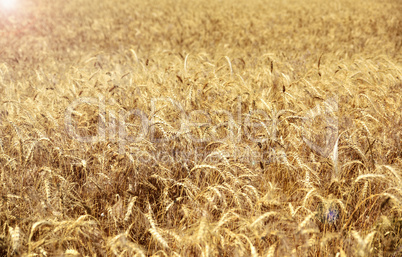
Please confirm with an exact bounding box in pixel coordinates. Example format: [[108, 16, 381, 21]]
[[1, 0, 17, 10]]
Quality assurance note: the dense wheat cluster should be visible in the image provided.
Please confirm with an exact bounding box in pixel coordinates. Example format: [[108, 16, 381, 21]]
[[0, 0, 401, 256]]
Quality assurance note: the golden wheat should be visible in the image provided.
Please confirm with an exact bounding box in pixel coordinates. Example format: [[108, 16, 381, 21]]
[[0, 0, 400, 255]]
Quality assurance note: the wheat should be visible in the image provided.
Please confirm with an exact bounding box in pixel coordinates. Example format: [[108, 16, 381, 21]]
[[354, 174, 386, 184], [266, 242, 277, 257], [238, 234, 258, 257], [298, 213, 316, 232], [9, 226, 21, 254], [149, 228, 170, 249], [197, 216, 207, 242], [44, 176, 52, 203], [122, 195, 135, 217], [250, 211, 277, 227], [65, 249, 80, 256], [1, 0, 400, 255]]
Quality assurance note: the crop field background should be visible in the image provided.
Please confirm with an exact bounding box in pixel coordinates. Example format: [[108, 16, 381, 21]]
[[0, 0, 401, 256]]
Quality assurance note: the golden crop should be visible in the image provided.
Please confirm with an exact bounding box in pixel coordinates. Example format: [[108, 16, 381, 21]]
[[0, 0, 400, 256]]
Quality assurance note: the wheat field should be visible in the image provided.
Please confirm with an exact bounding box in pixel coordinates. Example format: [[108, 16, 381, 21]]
[[0, 0, 401, 256]]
